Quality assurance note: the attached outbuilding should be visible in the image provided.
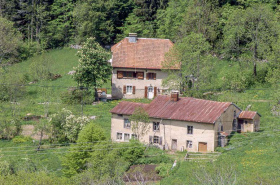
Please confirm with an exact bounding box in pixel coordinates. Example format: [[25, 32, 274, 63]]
[[238, 111, 261, 132]]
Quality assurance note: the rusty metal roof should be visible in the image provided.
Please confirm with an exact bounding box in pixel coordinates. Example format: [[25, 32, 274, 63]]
[[238, 111, 259, 120], [110, 101, 148, 115], [110, 95, 234, 124], [111, 38, 175, 69]]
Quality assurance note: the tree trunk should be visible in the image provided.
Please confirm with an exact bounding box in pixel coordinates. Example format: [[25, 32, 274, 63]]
[[253, 44, 257, 77], [37, 130, 43, 152], [95, 87, 98, 101]]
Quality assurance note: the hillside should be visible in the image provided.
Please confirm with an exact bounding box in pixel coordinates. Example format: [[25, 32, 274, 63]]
[[0, 48, 278, 184]]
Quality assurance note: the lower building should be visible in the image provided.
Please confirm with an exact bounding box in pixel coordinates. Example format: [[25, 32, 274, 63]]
[[110, 92, 261, 152]]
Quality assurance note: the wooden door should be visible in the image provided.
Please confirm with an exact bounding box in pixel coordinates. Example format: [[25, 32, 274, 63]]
[[198, 142, 207, 153], [172, 139, 177, 150]]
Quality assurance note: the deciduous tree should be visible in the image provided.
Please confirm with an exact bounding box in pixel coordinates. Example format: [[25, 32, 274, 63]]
[[72, 37, 112, 101]]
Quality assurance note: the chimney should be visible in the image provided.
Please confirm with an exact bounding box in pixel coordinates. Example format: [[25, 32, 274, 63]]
[[171, 91, 179, 102], [129, 33, 137, 43]]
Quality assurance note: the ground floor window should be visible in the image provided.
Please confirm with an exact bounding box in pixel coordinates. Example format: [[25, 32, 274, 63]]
[[116, 132, 122, 140], [124, 133, 130, 141], [186, 140, 193, 148], [153, 136, 159, 144], [126, 85, 133, 94], [131, 134, 137, 139]]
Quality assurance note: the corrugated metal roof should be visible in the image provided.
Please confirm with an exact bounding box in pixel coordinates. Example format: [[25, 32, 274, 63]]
[[111, 38, 175, 69], [146, 96, 232, 124], [110, 96, 233, 124], [110, 101, 148, 115], [238, 111, 258, 120]]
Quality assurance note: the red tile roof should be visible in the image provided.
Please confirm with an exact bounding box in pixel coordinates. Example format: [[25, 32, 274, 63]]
[[238, 111, 258, 120], [111, 38, 174, 69], [110, 95, 234, 124]]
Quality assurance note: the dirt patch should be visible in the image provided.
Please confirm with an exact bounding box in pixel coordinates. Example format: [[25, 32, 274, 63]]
[[123, 164, 161, 183], [21, 125, 49, 140]]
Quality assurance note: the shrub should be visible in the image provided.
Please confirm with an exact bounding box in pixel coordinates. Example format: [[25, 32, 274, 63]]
[[134, 154, 172, 165], [156, 163, 172, 177], [62, 123, 106, 177], [0, 118, 22, 140], [117, 140, 145, 165], [60, 89, 94, 105], [48, 108, 90, 142], [12, 136, 32, 143]]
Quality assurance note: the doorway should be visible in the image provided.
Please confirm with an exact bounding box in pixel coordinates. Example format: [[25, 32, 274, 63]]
[[172, 139, 177, 150], [198, 142, 207, 153], [148, 86, 154, 99]]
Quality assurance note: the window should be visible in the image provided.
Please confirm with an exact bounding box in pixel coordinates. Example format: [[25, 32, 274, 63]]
[[234, 110, 236, 118], [126, 85, 133, 94], [116, 133, 122, 140], [245, 121, 248, 124], [124, 133, 130, 141], [221, 125, 224, 132], [187, 126, 193, 134], [117, 71, 144, 79], [153, 122, 160, 131], [131, 134, 137, 139], [124, 118, 131, 128], [118, 114, 123, 117], [153, 136, 159, 144], [186, 140, 192, 148], [123, 71, 134, 78], [147, 73, 156, 80]]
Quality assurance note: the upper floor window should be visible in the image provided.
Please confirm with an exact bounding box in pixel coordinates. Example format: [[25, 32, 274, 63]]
[[117, 71, 144, 79], [153, 122, 160, 131], [124, 118, 131, 128], [146, 73, 156, 80], [234, 110, 236, 118], [187, 126, 193, 134]]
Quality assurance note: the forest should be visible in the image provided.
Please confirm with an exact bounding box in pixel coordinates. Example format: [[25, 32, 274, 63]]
[[0, 0, 279, 184]]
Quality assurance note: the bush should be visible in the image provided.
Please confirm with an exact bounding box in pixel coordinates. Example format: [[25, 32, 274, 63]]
[[0, 118, 22, 140], [12, 136, 32, 143], [62, 123, 106, 177], [117, 140, 145, 165], [48, 108, 90, 142], [135, 154, 172, 165], [60, 88, 94, 105], [155, 163, 172, 177]]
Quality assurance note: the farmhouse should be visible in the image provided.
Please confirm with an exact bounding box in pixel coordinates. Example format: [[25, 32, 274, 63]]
[[110, 92, 261, 152], [110, 33, 175, 99]]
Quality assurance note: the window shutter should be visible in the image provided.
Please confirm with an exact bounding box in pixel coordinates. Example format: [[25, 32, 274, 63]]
[[117, 71, 123, 79], [123, 85, 126, 94], [137, 72, 144, 79], [133, 86, 136, 94], [153, 73, 156, 80], [149, 136, 153, 144], [159, 137, 162, 145], [144, 86, 148, 98], [146, 73, 149, 80], [154, 87, 157, 97]]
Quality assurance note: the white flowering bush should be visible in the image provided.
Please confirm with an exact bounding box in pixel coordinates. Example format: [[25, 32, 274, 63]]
[[48, 108, 90, 142]]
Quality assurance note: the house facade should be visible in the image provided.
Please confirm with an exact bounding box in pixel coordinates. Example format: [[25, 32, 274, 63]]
[[110, 93, 261, 152], [111, 33, 175, 99]]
